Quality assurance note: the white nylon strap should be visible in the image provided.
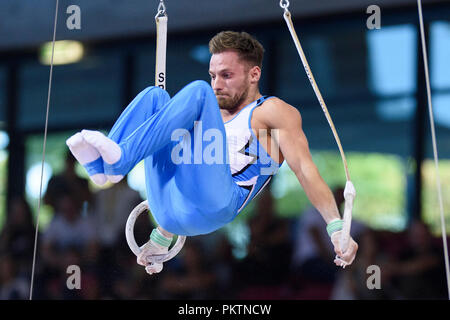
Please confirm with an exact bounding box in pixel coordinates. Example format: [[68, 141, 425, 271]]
[[155, 15, 167, 89], [341, 180, 356, 254], [281, 8, 356, 266]]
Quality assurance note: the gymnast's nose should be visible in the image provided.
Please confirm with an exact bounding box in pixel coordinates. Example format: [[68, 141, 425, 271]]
[[212, 77, 225, 92]]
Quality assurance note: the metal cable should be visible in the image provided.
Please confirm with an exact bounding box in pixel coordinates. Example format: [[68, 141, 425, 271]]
[[29, 0, 59, 300]]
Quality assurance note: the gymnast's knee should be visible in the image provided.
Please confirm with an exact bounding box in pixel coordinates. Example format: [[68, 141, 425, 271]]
[[188, 79, 210, 90], [135, 86, 170, 115], [143, 85, 170, 101], [185, 80, 214, 97], [184, 80, 215, 114]]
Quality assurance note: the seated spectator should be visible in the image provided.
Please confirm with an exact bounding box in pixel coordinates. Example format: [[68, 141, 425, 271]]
[[92, 178, 142, 248], [41, 193, 98, 270], [91, 180, 143, 296], [44, 150, 92, 214], [291, 186, 365, 299], [233, 188, 292, 299], [330, 228, 388, 300], [158, 239, 217, 299], [0, 197, 35, 276], [291, 187, 345, 285], [0, 253, 29, 300], [382, 220, 448, 299]]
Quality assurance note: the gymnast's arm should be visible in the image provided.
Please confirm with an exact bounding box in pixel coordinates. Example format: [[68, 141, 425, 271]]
[[260, 99, 358, 264], [261, 99, 341, 224]]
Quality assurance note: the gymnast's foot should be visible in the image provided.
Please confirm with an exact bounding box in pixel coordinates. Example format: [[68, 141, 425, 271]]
[[137, 228, 173, 275], [80, 129, 124, 183], [66, 132, 107, 186]]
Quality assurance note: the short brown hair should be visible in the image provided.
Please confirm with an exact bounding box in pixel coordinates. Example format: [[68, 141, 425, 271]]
[[209, 31, 264, 68]]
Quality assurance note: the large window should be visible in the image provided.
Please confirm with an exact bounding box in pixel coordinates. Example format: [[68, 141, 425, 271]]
[[223, 150, 408, 259], [234, 151, 408, 231], [0, 131, 7, 231], [422, 21, 450, 235], [0, 66, 5, 127], [24, 131, 113, 230], [18, 47, 124, 131], [422, 160, 450, 235], [0, 67, 6, 231], [431, 21, 450, 91], [25, 133, 73, 230], [270, 23, 419, 228]]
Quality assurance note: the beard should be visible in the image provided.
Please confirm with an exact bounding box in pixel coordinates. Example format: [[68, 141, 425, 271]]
[[215, 86, 249, 111]]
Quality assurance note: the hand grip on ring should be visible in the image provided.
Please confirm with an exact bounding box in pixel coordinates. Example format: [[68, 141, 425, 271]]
[[125, 200, 186, 264]]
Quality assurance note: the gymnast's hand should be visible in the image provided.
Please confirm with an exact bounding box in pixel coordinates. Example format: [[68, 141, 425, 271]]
[[330, 230, 358, 267], [137, 239, 168, 275]]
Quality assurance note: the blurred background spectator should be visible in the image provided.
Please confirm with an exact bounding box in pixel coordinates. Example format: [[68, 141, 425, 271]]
[[0, 197, 35, 277], [0, 253, 29, 300], [233, 189, 293, 299]]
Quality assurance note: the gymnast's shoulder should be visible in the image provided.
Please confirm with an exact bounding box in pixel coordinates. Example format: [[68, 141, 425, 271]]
[[256, 96, 302, 126]]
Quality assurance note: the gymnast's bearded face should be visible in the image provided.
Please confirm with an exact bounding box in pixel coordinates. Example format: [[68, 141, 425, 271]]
[[209, 50, 255, 111]]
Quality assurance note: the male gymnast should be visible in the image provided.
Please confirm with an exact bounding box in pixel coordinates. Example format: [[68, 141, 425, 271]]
[[66, 31, 358, 275]]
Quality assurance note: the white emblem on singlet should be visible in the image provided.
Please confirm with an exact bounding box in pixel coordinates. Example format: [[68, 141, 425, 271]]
[[224, 102, 258, 177]]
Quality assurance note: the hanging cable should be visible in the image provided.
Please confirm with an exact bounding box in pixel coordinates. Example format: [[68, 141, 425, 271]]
[[279, 0, 356, 267], [29, 0, 59, 300], [417, 0, 450, 300]]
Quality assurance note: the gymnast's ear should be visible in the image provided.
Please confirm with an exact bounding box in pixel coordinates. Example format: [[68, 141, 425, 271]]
[[248, 65, 261, 84]]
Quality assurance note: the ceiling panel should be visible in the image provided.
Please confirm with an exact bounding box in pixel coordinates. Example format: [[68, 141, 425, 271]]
[[0, 0, 443, 51]]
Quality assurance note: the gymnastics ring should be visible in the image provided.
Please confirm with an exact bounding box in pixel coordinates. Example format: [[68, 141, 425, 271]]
[[125, 200, 186, 264]]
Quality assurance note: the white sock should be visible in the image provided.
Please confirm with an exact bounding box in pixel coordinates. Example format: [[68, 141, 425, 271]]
[[80, 130, 124, 183], [66, 132, 107, 186]]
